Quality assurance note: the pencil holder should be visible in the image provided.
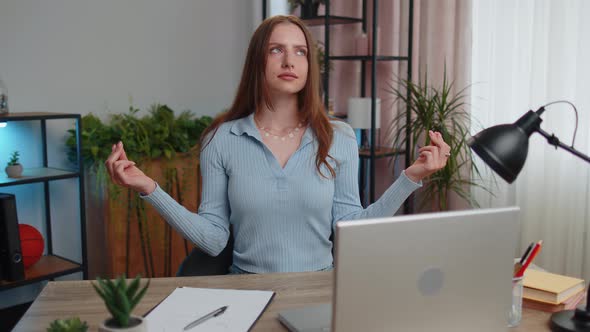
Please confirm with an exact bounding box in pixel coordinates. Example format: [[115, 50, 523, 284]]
[[508, 276, 524, 327]]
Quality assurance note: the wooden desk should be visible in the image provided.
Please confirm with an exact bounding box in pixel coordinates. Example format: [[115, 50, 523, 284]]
[[14, 271, 551, 331]]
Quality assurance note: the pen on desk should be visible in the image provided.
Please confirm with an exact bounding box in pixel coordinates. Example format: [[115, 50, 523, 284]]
[[515, 240, 543, 278], [183, 305, 228, 331]]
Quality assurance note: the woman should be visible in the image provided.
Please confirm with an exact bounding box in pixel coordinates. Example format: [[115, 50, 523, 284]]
[[105, 15, 451, 274]]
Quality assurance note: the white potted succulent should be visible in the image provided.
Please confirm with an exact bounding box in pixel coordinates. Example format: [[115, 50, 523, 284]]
[[5, 151, 23, 178], [92, 275, 150, 332]]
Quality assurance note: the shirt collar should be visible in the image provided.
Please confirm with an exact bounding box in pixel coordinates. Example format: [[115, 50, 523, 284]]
[[229, 112, 315, 146], [229, 113, 259, 139], [301, 123, 313, 146]]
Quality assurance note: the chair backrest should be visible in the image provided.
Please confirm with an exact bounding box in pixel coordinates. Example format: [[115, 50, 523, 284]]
[[176, 231, 234, 276]]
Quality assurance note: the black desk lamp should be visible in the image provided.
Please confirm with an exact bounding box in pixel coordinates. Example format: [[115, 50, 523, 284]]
[[467, 101, 590, 332]]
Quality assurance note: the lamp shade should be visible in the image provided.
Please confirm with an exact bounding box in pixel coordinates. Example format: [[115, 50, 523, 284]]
[[468, 125, 529, 183], [468, 110, 543, 183], [347, 97, 380, 129]]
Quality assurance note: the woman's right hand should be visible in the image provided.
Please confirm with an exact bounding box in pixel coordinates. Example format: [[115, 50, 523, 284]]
[[105, 141, 156, 195]]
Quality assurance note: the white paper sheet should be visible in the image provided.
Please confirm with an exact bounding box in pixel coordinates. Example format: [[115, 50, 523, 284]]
[[145, 287, 274, 332]]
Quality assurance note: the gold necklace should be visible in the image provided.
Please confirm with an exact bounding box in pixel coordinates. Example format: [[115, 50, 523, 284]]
[[254, 118, 303, 142]]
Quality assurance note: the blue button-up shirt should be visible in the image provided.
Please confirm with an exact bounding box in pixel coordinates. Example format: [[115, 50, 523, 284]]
[[143, 113, 421, 273]]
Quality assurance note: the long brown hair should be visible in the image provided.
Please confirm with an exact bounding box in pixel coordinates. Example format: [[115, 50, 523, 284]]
[[200, 15, 335, 178]]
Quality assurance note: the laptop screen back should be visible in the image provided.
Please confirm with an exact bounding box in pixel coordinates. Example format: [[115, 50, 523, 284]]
[[332, 207, 520, 332]]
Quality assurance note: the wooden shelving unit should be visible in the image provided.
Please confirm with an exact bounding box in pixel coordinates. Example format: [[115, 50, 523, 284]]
[[0, 112, 87, 291], [0, 256, 81, 290], [0, 168, 80, 186]]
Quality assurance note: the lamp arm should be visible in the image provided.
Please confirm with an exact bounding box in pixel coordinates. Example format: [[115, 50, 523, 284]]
[[535, 128, 590, 163]]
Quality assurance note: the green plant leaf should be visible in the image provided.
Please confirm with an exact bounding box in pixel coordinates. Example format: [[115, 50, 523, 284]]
[[96, 277, 114, 300], [114, 284, 131, 319], [126, 275, 141, 298], [65, 104, 213, 200], [91, 282, 107, 302], [47, 317, 88, 332]]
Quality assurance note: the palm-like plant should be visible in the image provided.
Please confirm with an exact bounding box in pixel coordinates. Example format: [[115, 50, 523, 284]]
[[92, 275, 150, 328], [386, 70, 493, 210]]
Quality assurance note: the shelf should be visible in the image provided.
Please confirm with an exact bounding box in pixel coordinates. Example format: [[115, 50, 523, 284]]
[[0, 167, 80, 187], [0, 111, 88, 294], [263, 0, 414, 207], [0, 112, 79, 122], [329, 55, 410, 61], [359, 147, 404, 159], [302, 15, 362, 26], [0, 255, 82, 290]]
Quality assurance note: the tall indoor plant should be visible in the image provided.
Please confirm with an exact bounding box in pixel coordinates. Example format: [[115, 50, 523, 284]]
[[386, 71, 492, 211]]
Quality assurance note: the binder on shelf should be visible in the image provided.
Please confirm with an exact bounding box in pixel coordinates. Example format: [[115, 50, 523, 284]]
[[0, 193, 25, 282]]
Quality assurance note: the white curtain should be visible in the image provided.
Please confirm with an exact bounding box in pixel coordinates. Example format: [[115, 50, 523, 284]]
[[471, 0, 590, 280]]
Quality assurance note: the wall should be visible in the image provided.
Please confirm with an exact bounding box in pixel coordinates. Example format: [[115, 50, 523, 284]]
[[0, 0, 260, 309], [0, 1, 260, 120]]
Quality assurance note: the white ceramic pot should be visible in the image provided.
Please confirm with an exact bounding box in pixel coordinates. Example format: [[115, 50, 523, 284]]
[[98, 315, 147, 332], [5, 164, 22, 178]]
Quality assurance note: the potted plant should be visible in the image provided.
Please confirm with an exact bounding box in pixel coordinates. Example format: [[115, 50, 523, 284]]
[[386, 70, 493, 211], [288, 0, 325, 19], [5, 150, 23, 178], [47, 317, 89, 332], [92, 274, 150, 332]]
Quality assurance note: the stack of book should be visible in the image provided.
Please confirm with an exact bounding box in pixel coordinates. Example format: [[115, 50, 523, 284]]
[[523, 269, 586, 312]]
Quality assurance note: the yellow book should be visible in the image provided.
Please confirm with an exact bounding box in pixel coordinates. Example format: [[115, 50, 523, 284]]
[[523, 269, 585, 305], [523, 288, 585, 312]]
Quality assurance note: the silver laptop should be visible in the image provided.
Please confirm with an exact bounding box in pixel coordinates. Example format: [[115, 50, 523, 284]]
[[278, 207, 520, 332]]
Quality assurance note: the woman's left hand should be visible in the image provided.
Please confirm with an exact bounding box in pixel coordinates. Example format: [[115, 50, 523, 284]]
[[404, 130, 451, 183]]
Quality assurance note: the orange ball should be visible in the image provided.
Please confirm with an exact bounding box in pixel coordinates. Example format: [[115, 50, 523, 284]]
[[19, 224, 45, 269]]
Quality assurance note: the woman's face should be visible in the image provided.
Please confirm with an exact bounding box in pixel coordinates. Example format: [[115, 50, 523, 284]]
[[265, 23, 309, 97]]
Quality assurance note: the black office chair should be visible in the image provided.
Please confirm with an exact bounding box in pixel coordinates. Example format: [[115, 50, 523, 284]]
[[176, 230, 234, 276], [176, 229, 334, 276]]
